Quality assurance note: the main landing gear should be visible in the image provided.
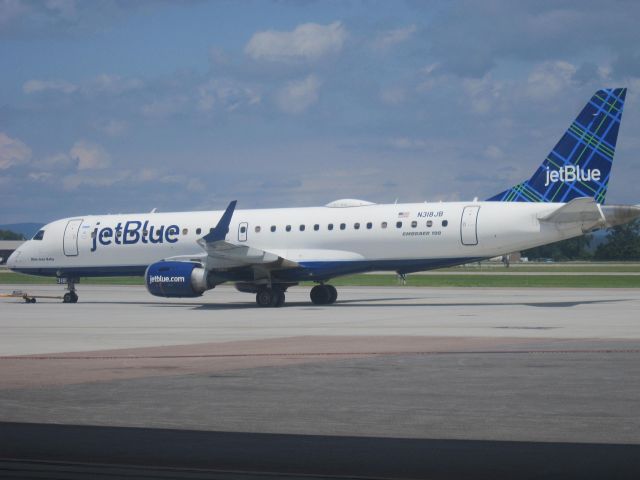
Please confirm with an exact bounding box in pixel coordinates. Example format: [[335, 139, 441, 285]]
[[310, 284, 337, 305], [255, 286, 286, 308], [252, 284, 338, 307]]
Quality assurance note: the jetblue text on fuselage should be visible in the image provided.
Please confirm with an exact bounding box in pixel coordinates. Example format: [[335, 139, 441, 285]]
[[544, 165, 601, 187], [91, 221, 180, 252]]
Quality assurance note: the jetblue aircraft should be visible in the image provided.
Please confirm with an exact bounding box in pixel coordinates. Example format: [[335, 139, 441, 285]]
[[7, 88, 640, 306]]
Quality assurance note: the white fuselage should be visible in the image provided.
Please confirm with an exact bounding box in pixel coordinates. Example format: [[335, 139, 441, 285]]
[[7, 200, 583, 280]]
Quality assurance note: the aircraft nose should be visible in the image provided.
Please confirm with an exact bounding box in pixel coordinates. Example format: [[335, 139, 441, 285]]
[[6, 248, 20, 269]]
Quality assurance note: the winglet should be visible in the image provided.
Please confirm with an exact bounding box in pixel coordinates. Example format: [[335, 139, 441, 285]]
[[202, 200, 237, 243]]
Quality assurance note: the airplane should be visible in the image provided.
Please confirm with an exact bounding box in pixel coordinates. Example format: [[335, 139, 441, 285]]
[[6, 88, 640, 307]]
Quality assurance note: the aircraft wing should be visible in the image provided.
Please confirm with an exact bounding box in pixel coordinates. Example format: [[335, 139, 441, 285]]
[[193, 200, 298, 270]]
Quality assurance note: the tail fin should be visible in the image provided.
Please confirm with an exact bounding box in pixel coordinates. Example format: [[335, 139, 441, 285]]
[[487, 88, 626, 204]]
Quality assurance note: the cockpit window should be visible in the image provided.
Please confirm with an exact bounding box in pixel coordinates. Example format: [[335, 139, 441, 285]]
[[33, 230, 45, 241]]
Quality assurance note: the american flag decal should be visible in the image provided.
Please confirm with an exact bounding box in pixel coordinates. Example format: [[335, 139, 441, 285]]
[[398, 212, 409, 218]]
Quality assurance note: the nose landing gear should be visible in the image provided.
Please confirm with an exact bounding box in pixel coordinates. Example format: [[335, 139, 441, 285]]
[[59, 277, 79, 303]]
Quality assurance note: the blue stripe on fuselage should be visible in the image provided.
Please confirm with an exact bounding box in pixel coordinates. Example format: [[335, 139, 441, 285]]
[[11, 257, 484, 282]]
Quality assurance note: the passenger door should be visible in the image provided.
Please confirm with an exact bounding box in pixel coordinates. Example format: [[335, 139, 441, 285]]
[[63, 219, 83, 256], [460, 206, 480, 246]]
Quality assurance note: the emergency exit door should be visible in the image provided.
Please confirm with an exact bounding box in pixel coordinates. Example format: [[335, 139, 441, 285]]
[[460, 206, 480, 246], [63, 219, 83, 256], [238, 222, 248, 242]]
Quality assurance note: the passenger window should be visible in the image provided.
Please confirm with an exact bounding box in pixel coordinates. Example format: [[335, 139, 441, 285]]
[[411, 221, 417, 228], [442, 220, 449, 227], [314, 224, 320, 231], [255, 226, 261, 233], [426, 220, 433, 228], [396, 221, 402, 228], [366, 222, 372, 229], [271, 225, 276, 232], [328, 224, 334, 231], [299, 225, 305, 231], [381, 222, 388, 229], [196, 227, 202, 235], [354, 223, 360, 230], [286, 225, 292, 232], [340, 223, 346, 230], [182, 228, 189, 235]]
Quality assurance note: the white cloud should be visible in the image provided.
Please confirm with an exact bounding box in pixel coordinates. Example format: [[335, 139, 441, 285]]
[[373, 24, 417, 51], [23, 79, 78, 94], [484, 145, 505, 160], [36, 152, 74, 169], [245, 21, 346, 62], [44, 0, 77, 20], [23, 74, 142, 96], [89, 74, 143, 94], [462, 76, 504, 114], [96, 119, 127, 137], [380, 87, 406, 106], [275, 75, 321, 114], [0, 0, 29, 28], [197, 79, 261, 112], [141, 96, 188, 119], [62, 173, 117, 191], [187, 178, 205, 193], [388, 137, 428, 150], [0, 132, 31, 169], [28, 171, 54, 182], [525, 61, 576, 99], [69, 140, 111, 170]]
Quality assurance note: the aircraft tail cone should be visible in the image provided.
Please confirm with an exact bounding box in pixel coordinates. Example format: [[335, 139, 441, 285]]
[[600, 204, 640, 228]]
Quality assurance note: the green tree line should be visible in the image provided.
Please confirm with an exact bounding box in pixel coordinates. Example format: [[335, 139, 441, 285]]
[[0, 229, 25, 241], [523, 220, 640, 261]]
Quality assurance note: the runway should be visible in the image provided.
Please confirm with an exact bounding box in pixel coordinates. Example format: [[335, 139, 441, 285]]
[[1, 284, 640, 478]]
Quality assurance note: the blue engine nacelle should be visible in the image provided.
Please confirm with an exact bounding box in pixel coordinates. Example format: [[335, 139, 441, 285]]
[[145, 261, 209, 298]]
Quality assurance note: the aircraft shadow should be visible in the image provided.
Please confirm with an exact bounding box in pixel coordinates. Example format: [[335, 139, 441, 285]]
[[68, 298, 627, 310]]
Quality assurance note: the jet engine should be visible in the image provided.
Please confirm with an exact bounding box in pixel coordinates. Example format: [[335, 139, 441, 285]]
[[145, 261, 209, 298]]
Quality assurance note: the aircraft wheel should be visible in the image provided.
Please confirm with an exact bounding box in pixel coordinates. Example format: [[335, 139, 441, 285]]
[[326, 285, 338, 304], [310, 285, 331, 305], [256, 287, 279, 307], [63, 292, 79, 303]]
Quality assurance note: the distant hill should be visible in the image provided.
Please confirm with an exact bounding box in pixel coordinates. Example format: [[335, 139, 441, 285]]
[[0, 223, 44, 240]]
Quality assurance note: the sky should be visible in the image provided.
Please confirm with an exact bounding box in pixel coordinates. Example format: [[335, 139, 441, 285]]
[[1, 0, 640, 223]]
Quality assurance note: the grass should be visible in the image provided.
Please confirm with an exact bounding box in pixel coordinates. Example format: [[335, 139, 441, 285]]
[[1, 271, 639, 288], [304, 274, 640, 288], [439, 264, 640, 273]]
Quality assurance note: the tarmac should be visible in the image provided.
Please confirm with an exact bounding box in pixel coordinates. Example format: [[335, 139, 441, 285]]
[[1, 284, 640, 478]]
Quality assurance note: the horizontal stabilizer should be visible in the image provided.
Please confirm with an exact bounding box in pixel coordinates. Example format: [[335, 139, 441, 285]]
[[538, 197, 603, 224]]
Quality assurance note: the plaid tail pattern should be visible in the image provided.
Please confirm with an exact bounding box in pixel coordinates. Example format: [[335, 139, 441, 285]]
[[487, 88, 626, 205]]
